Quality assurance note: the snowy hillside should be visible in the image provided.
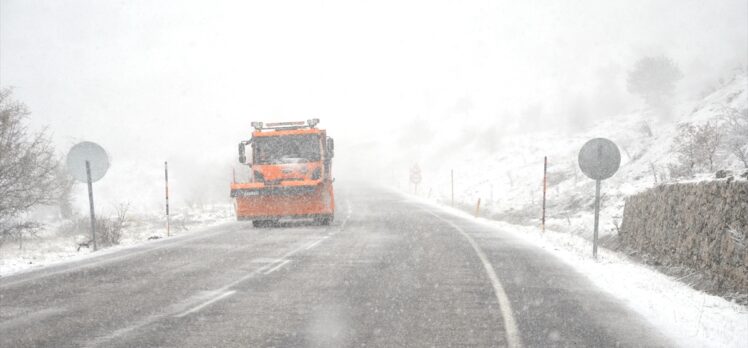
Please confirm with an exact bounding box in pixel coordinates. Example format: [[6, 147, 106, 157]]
[[406, 72, 747, 241]]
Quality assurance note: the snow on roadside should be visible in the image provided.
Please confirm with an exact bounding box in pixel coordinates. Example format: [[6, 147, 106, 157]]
[[402, 72, 747, 243], [0, 205, 234, 277], [391, 72, 748, 346], [502, 222, 748, 348], [404, 192, 748, 348]]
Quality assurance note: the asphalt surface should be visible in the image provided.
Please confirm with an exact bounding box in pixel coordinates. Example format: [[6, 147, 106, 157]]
[[0, 184, 671, 347]]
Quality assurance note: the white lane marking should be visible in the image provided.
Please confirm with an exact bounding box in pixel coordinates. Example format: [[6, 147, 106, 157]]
[[174, 290, 236, 318], [175, 208, 355, 317], [262, 260, 291, 275], [92, 203, 356, 344], [424, 209, 524, 348], [175, 232, 340, 318], [215, 241, 312, 293], [251, 257, 281, 263], [7, 195, 355, 288], [84, 312, 165, 348], [306, 239, 324, 250], [92, 288, 237, 345], [339, 198, 353, 230]]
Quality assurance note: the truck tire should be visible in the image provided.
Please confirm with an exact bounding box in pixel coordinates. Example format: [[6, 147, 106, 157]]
[[316, 215, 333, 226]]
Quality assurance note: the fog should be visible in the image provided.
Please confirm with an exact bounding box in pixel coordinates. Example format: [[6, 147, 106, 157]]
[[1, 0, 746, 211]]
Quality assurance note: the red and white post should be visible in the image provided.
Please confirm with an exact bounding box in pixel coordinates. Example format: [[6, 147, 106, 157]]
[[542, 156, 547, 232], [165, 161, 170, 237]]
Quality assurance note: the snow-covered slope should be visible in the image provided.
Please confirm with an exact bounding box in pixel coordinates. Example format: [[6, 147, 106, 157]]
[[408, 72, 747, 240]]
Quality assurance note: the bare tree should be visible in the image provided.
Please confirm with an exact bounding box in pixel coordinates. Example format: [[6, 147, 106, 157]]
[[627, 56, 683, 115], [649, 162, 658, 184], [0, 87, 63, 245], [721, 107, 748, 168], [672, 124, 699, 176], [670, 122, 722, 177], [699, 122, 722, 171], [99, 202, 130, 246]]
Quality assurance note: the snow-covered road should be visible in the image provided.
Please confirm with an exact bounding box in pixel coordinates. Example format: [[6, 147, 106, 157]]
[[1, 184, 676, 347]]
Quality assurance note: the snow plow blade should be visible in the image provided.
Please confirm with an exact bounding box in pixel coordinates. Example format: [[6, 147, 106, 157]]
[[231, 180, 334, 221]]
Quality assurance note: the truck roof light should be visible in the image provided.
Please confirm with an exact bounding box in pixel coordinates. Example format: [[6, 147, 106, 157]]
[[265, 121, 306, 129], [251, 120, 321, 131]]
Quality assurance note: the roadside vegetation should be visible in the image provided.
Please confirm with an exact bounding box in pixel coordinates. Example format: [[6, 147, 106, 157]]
[[0, 87, 71, 248]]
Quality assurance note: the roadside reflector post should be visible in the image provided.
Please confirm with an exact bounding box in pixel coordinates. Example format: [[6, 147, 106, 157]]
[[475, 198, 481, 217], [542, 156, 547, 232], [409, 164, 422, 195], [85, 160, 97, 251], [165, 161, 170, 237], [578, 138, 621, 259], [451, 169, 454, 207]]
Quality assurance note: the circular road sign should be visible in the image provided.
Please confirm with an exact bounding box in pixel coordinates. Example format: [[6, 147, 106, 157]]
[[66, 141, 110, 183], [578, 138, 621, 180]]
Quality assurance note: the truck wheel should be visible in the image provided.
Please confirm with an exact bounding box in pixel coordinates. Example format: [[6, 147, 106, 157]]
[[317, 215, 332, 226], [252, 220, 265, 228]]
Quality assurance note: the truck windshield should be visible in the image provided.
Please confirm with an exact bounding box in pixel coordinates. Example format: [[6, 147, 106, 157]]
[[253, 134, 321, 164]]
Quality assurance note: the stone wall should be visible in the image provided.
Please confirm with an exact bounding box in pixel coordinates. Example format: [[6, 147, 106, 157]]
[[619, 180, 747, 298]]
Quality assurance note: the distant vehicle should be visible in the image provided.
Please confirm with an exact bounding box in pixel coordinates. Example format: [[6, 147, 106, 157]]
[[230, 119, 335, 227]]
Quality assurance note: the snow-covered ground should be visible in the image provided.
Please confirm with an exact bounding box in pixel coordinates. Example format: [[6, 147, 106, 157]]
[[399, 72, 747, 241], [405, 192, 748, 348], [392, 72, 748, 346], [0, 205, 234, 277]]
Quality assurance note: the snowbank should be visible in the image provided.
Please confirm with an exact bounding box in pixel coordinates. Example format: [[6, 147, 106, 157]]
[[405, 192, 748, 348]]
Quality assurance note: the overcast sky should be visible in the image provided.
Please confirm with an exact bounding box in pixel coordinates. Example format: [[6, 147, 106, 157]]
[[1, 0, 746, 208]]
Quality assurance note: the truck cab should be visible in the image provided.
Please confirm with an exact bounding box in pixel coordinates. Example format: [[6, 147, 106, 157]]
[[230, 119, 335, 227]]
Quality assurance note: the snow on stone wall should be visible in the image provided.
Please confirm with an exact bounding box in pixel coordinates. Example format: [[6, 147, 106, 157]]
[[619, 179, 747, 298]]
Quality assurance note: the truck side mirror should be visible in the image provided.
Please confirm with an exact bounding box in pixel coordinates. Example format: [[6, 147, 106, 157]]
[[327, 138, 334, 158], [238, 142, 246, 164]]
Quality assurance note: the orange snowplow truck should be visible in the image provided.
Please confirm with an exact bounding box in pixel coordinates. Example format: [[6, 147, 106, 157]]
[[230, 119, 335, 227]]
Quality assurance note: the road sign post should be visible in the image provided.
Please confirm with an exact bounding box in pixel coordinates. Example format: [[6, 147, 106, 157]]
[[578, 138, 620, 259], [593, 179, 601, 257], [66, 142, 110, 252], [85, 161, 97, 251]]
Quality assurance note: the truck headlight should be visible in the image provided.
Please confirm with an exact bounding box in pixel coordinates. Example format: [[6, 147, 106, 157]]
[[311, 168, 321, 180]]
